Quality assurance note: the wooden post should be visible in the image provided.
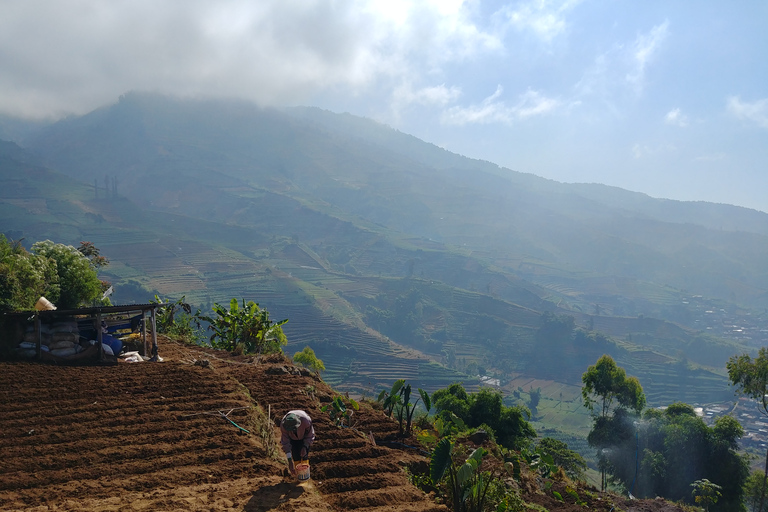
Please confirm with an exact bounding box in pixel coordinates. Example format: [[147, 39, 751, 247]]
[[96, 311, 103, 363], [150, 307, 158, 360], [142, 310, 148, 356], [35, 312, 41, 360]]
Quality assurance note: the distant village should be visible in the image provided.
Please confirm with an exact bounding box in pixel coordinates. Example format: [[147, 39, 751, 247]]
[[676, 295, 768, 458], [682, 294, 768, 348]]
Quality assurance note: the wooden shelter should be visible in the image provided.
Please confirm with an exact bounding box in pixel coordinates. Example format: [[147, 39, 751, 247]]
[[1, 303, 166, 365]]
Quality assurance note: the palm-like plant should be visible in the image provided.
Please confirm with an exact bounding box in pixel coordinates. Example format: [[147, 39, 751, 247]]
[[379, 380, 431, 435], [430, 438, 497, 512], [200, 298, 288, 354]]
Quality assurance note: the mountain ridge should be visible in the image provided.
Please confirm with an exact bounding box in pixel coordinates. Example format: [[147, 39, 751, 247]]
[[1, 92, 765, 414]]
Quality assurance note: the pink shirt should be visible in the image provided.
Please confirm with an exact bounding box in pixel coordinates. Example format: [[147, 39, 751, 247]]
[[280, 410, 315, 456]]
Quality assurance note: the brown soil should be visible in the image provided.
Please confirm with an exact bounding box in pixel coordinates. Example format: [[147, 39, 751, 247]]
[[0, 337, 687, 512]]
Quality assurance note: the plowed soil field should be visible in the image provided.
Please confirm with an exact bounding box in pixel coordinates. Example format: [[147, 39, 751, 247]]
[[0, 336, 686, 512]]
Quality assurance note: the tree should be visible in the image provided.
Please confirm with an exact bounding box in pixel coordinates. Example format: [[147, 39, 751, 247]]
[[582, 354, 646, 491], [691, 479, 722, 512], [727, 348, 768, 512], [528, 387, 541, 414], [745, 470, 768, 512], [31, 240, 107, 309], [537, 437, 587, 481], [432, 383, 471, 423], [432, 382, 536, 451], [601, 404, 749, 509], [0, 235, 57, 312], [293, 346, 325, 374], [582, 354, 646, 417]]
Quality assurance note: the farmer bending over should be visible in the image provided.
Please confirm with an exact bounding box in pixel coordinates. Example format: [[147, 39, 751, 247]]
[[280, 410, 315, 475]]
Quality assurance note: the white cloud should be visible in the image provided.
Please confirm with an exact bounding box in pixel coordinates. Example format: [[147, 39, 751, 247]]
[[0, 0, 501, 119], [496, 0, 582, 43], [727, 96, 768, 128], [441, 86, 560, 125], [393, 83, 463, 107], [664, 108, 688, 127], [626, 20, 669, 94]]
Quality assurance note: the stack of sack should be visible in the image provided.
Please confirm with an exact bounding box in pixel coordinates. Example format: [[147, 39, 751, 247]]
[[16, 320, 85, 359]]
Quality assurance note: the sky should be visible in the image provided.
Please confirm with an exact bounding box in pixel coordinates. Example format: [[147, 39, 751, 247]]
[[1, 0, 767, 212]]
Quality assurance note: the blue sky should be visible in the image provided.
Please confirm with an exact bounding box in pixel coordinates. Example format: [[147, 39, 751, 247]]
[[1, 1, 766, 212]]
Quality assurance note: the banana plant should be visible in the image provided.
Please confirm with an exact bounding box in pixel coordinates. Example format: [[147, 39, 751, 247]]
[[198, 298, 287, 354], [430, 438, 498, 512]]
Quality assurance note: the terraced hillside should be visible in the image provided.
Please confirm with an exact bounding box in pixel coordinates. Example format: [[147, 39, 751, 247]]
[[0, 337, 687, 512], [0, 337, 446, 512]]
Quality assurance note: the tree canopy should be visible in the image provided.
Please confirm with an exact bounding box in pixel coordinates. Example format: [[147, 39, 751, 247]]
[[727, 348, 768, 512], [582, 354, 646, 416], [433, 383, 535, 450], [582, 354, 646, 491], [293, 346, 325, 373], [0, 236, 108, 311]]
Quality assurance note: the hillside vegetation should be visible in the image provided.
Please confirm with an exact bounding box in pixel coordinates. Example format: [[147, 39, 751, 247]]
[[0, 336, 690, 512], [2, 92, 767, 421]]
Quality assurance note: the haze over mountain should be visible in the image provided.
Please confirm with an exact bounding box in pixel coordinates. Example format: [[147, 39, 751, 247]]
[[2, 93, 767, 427], [2, 2, 766, 213]]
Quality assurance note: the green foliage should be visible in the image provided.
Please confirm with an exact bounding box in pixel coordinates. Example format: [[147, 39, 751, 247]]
[[728, 348, 768, 414], [582, 355, 646, 492], [582, 354, 646, 417], [417, 411, 467, 448], [537, 437, 587, 481], [433, 383, 536, 451], [0, 237, 110, 312], [506, 444, 555, 480], [592, 403, 748, 510], [320, 395, 359, 427], [378, 379, 431, 435], [151, 295, 202, 344], [744, 470, 768, 512], [429, 439, 502, 512], [691, 479, 722, 512], [728, 348, 768, 512], [0, 235, 57, 312], [31, 240, 108, 309], [198, 298, 288, 354], [527, 387, 541, 414], [293, 346, 325, 373], [377, 379, 405, 417], [552, 491, 563, 502]]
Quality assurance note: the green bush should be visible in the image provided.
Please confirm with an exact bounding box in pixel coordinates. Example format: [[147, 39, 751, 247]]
[[0, 237, 108, 311]]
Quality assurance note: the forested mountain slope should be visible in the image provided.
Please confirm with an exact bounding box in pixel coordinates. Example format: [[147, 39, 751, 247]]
[[2, 93, 767, 413]]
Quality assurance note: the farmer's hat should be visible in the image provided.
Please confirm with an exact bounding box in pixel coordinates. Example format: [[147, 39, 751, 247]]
[[283, 413, 300, 431]]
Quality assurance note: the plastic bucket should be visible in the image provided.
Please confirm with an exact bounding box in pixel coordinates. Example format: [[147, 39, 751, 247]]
[[296, 461, 310, 481]]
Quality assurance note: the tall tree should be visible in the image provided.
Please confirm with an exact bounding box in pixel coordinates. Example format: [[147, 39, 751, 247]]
[[582, 354, 646, 417], [727, 348, 768, 512], [582, 354, 645, 491]]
